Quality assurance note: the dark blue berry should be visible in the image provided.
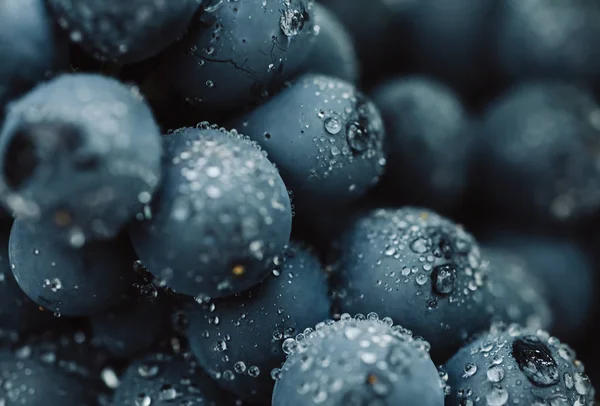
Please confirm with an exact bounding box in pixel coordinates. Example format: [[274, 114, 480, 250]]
[[232, 74, 386, 214], [130, 125, 292, 298], [495, 0, 600, 82], [0, 0, 69, 109], [0, 227, 53, 332], [443, 325, 595, 405], [0, 73, 162, 242], [371, 76, 473, 210], [478, 82, 600, 225], [158, 0, 317, 112], [405, 0, 497, 93], [331, 208, 550, 360], [483, 230, 596, 339], [299, 3, 359, 84], [112, 351, 237, 406], [0, 350, 99, 406], [320, 0, 395, 78], [90, 291, 174, 358], [47, 0, 202, 63], [9, 218, 136, 316], [186, 242, 330, 403], [272, 315, 444, 406], [16, 328, 114, 395]]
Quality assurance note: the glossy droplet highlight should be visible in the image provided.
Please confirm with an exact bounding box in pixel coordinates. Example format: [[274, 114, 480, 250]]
[[324, 116, 342, 135], [512, 335, 559, 387], [280, 6, 305, 37], [432, 264, 456, 295]]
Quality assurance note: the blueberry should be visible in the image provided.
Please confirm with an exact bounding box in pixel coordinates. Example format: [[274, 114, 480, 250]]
[[158, 0, 317, 112], [90, 290, 174, 358], [272, 314, 444, 406], [483, 230, 596, 340], [231, 74, 386, 214], [9, 218, 136, 317], [478, 82, 600, 225], [482, 248, 552, 331], [299, 3, 359, 84], [320, 0, 395, 78], [443, 324, 595, 405], [15, 328, 114, 394], [495, 0, 600, 82], [0, 350, 99, 406], [129, 124, 292, 298], [0, 0, 69, 109], [370, 77, 473, 210], [0, 227, 53, 332], [405, 0, 497, 93], [330, 208, 550, 360], [112, 351, 237, 406], [47, 0, 202, 64], [0, 73, 162, 242], [186, 242, 330, 403]]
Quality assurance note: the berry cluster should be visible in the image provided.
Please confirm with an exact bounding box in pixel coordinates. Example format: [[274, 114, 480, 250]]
[[1, 0, 599, 405]]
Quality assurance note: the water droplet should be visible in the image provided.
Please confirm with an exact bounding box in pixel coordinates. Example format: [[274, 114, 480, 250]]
[[415, 274, 428, 286], [485, 384, 508, 406], [248, 366, 260, 377], [324, 116, 342, 135], [137, 363, 159, 378], [158, 384, 178, 401], [205, 166, 221, 178], [214, 340, 227, 352], [280, 6, 305, 36], [43, 278, 62, 292], [359, 352, 377, 364], [574, 372, 591, 395], [463, 363, 478, 378], [135, 394, 151, 406], [512, 335, 559, 387], [410, 238, 429, 254], [487, 365, 505, 383], [564, 372, 573, 389], [346, 121, 369, 153], [234, 361, 246, 373], [432, 265, 456, 295], [282, 338, 298, 354]]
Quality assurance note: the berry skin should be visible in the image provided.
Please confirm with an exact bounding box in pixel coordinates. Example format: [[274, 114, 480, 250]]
[[9, 218, 136, 317], [47, 0, 202, 64], [0, 73, 162, 242], [15, 328, 114, 394], [112, 351, 237, 406], [299, 3, 359, 84], [272, 315, 444, 406], [405, 0, 497, 93], [232, 74, 386, 214], [483, 231, 596, 340], [90, 292, 173, 358], [0, 0, 69, 109], [186, 242, 330, 404], [320, 0, 395, 77], [159, 0, 317, 112], [129, 125, 292, 299], [331, 208, 550, 360], [478, 82, 600, 225], [443, 324, 595, 405], [371, 77, 473, 210], [0, 350, 99, 406], [481, 248, 552, 331], [0, 228, 53, 332], [495, 0, 600, 82]]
